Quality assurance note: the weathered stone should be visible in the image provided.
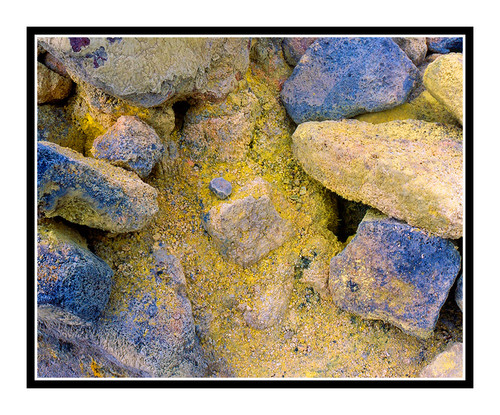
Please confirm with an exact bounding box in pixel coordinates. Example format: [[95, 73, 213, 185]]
[[419, 343, 463, 378], [282, 37, 318, 66], [392, 37, 427, 66], [180, 87, 260, 162], [209, 177, 232, 199], [250, 38, 293, 84], [427, 37, 463, 54], [37, 62, 73, 104], [37, 220, 113, 322], [281, 37, 419, 123], [39, 37, 250, 107], [37, 305, 151, 378], [455, 274, 463, 312], [91, 116, 164, 179], [329, 209, 461, 338], [42, 52, 69, 77], [37, 141, 158, 233], [423, 53, 463, 124], [292, 119, 463, 239], [203, 177, 295, 267]]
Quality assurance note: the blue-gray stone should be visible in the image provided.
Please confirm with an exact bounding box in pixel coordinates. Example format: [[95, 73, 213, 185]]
[[281, 37, 419, 124], [427, 37, 463, 54], [209, 177, 232, 199], [455, 274, 463, 312]]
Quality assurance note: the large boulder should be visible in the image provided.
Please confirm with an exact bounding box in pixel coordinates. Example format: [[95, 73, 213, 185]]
[[37, 62, 73, 104], [292, 119, 463, 239], [329, 209, 461, 339], [39, 37, 250, 107], [419, 343, 463, 378], [91, 116, 164, 178], [423, 53, 463, 124], [37, 220, 113, 322], [427, 37, 463, 54], [280, 37, 419, 123], [37, 141, 158, 233], [203, 177, 295, 267]]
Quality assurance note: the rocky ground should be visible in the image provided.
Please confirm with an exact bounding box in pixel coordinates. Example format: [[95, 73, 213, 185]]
[[36, 36, 464, 379]]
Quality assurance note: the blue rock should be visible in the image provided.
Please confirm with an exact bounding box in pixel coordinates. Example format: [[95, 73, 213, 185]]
[[37, 141, 158, 233], [209, 177, 232, 199], [37, 221, 113, 322], [281, 37, 419, 123], [427, 37, 463, 54], [455, 274, 463, 312], [329, 209, 461, 338], [91, 116, 164, 179]]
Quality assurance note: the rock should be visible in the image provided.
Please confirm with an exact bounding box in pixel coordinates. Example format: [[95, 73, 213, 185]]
[[282, 37, 318, 66], [180, 87, 260, 162], [455, 274, 463, 312], [42, 52, 69, 77], [203, 177, 295, 267], [37, 141, 159, 233], [39, 37, 250, 107], [37, 305, 150, 378], [209, 177, 232, 199], [37, 220, 113, 322], [423, 53, 463, 124], [419, 343, 463, 378], [95, 251, 207, 377], [280, 37, 419, 123], [392, 37, 427, 66], [37, 104, 87, 153], [250, 38, 293, 84], [292, 119, 463, 239], [37, 62, 73, 104], [329, 209, 461, 338], [243, 254, 294, 329], [427, 37, 463, 54], [91, 116, 164, 179]]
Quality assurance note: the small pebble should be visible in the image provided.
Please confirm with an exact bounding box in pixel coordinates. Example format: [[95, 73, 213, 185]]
[[209, 177, 232, 199]]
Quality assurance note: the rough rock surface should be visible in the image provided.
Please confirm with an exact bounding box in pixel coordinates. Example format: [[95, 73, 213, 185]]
[[37, 141, 158, 233], [455, 274, 463, 312], [91, 116, 164, 178], [419, 343, 463, 378], [203, 177, 295, 267], [180, 86, 260, 162], [282, 37, 318, 67], [427, 37, 463, 54], [209, 177, 232, 199], [423, 53, 463, 124], [37, 62, 73, 104], [37, 305, 150, 378], [249, 38, 293, 85], [329, 209, 461, 338], [39, 37, 250, 107], [392, 37, 428, 66], [292, 119, 463, 239], [281, 37, 419, 123], [37, 220, 113, 322]]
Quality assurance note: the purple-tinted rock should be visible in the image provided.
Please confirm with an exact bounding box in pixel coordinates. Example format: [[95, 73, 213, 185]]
[[282, 37, 318, 66], [281, 37, 419, 123], [329, 209, 461, 338], [209, 177, 232, 199]]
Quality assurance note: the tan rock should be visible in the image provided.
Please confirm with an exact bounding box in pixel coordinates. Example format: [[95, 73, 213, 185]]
[[420, 343, 463, 378], [37, 62, 73, 104]]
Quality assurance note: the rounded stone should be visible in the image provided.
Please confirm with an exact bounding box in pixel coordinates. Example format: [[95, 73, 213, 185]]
[[209, 177, 233, 199]]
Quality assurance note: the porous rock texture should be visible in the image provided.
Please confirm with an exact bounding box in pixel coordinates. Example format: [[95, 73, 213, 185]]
[[329, 209, 461, 338], [37, 141, 158, 233], [281, 37, 419, 123], [39, 37, 250, 107], [292, 119, 463, 239], [423, 53, 463, 124], [91, 115, 164, 178]]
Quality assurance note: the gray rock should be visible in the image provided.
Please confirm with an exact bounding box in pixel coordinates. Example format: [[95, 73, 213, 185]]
[[203, 177, 295, 267], [91, 116, 165, 179], [209, 177, 232, 199], [455, 274, 463, 312]]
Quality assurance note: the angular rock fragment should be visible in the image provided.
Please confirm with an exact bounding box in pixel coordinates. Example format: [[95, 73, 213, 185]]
[[203, 177, 295, 267], [423, 53, 463, 124], [419, 343, 463, 378], [37, 61, 73, 104], [281, 37, 419, 123], [37, 220, 113, 321], [39, 37, 250, 107], [292, 119, 463, 238], [209, 177, 232, 199], [329, 209, 461, 338], [37, 141, 158, 233], [91, 116, 164, 178]]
